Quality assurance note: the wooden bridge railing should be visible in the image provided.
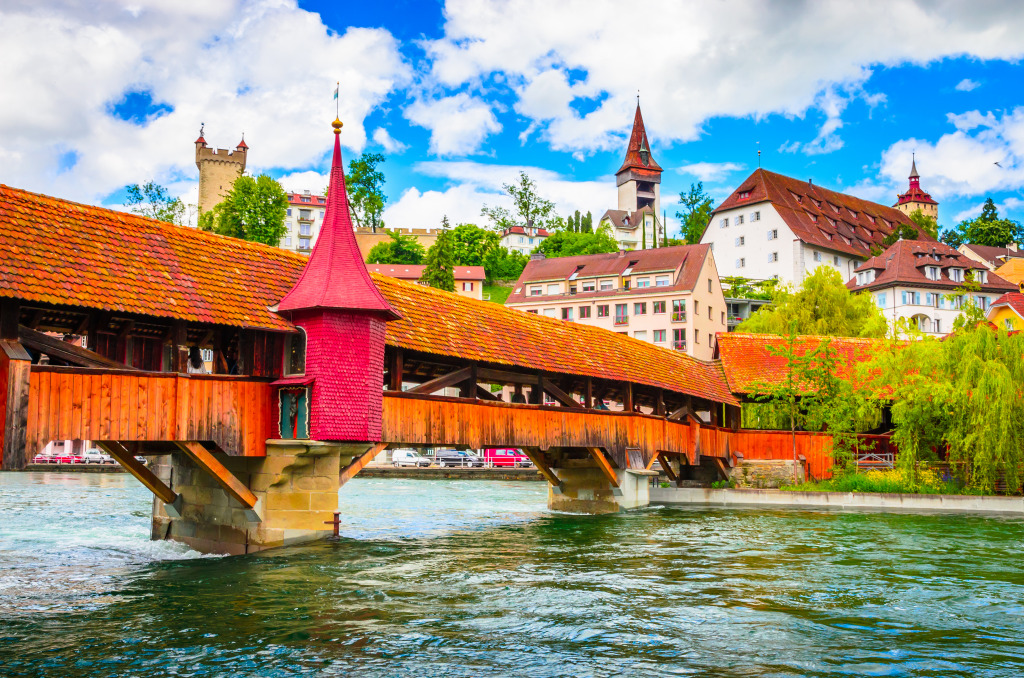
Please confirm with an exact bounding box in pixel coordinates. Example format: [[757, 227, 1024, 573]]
[[23, 366, 274, 462]]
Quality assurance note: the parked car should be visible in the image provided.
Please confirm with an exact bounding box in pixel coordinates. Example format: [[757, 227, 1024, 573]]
[[433, 450, 485, 468], [483, 448, 534, 468], [81, 449, 113, 464], [53, 454, 84, 464], [32, 453, 57, 464], [392, 449, 431, 467]]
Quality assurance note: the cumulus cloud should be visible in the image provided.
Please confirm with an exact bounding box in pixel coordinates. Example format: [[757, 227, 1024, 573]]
[[421, 0, 1024, 157], [371, 127, 408, 153], [383, 160, 609, 229], [404, 93, 501, 155], [955, 78, 981, 92], [677, 162, 746, 182], [0, 0, 410, 204]]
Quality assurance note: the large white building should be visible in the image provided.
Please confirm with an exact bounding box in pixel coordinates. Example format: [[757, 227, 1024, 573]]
[[280, 190, 327, 254], [702, 168, 934, 286], [847, 239, 1017, 334], [500, 225, 549, 255]]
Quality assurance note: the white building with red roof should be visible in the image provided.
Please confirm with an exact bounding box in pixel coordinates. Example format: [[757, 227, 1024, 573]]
[[702, 169, 934, 286], [504, 245, 726, 360], [281, 190, 327, 254], [500, 225, 549, 255], [847, 239, 1016, 334]]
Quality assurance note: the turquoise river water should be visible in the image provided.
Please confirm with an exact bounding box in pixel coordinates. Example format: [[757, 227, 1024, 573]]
[[1, 472, 1024, 677]]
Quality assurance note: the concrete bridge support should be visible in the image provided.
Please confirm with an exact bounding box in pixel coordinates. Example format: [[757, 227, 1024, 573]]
[[525, 447, 659, 514], [149, 441, 374, 555]]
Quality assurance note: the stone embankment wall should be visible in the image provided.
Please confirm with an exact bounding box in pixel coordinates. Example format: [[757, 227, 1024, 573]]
[[729, 460, 805, 489]]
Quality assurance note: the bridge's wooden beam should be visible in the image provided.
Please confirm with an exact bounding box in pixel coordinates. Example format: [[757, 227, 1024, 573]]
[[475, 384, 501, 401], [340, 442, 388, 487], [175, 442, 261, 519], [117, 320, 135, 341], [711, 456, 730, 481], [476, 366, 539, 386], [27, 309, 45, 330], [406, 366, 473, 395], [541, 377, 582, 409], [584, 377, 593, 409], [667, 396, 694, 421], [522, 447, 562, 490], [587, 446, 620, 488], [18, 325, 134, 370], [97, 441, 180, 516], [622, 382, 633, 413], [656, 452, 678, 484], [388, 348, 404, 391], [655, 390, 666, 417]]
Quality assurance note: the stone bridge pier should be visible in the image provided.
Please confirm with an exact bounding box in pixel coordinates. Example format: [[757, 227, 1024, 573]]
[[523, 447, 660, 514]]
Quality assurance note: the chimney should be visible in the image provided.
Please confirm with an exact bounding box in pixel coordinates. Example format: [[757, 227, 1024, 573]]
[[530, 252, 546, 261]]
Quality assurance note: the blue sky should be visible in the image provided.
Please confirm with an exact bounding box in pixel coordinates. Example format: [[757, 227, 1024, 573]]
[[3, 1, 1024, 238]]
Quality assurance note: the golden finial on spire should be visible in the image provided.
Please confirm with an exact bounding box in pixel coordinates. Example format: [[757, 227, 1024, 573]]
[[332, 117, 343, 134]]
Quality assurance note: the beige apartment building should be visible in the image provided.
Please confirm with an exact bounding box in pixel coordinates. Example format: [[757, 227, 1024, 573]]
[[366, 264, 486, 300], [504, 245, 727, 361]]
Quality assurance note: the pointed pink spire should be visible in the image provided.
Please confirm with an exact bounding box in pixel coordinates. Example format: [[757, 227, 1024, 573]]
[[278, 119, 400, 319]]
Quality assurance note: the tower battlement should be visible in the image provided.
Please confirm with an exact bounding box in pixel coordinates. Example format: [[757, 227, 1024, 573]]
[[195, 131, 248, 214]]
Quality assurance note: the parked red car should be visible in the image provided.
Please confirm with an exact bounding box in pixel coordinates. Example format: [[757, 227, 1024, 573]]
[[482, 448, 533, 468]]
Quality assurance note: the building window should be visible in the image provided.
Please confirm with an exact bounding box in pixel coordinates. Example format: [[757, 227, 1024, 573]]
[[694, 328, 699, 344], [543, 308, 556, 317], [301, 196, 311, 203], [672, 329, 686, 351], [737, 214, 745, 225], [597, 305, 609, 318], [582, 281, 596, 292], [833, 255, 840, 266], [768, 229, 778, 240], [561, 307, 573, 321], [634, 302, 647, 315], [1006, 318, 1015, 330], [518, 236, 524, 244], [752, 211, 761, 221], [739, 191, 750, 199], [720, 218, 729, 228], [300, 209, 311, 220], [527, 309, 538, 314], [655, 275, 670, 286], [530, 287, 542, 296], [768, 252, 778, 263], [736, 258, 745, 268], [950, 268, 963, 282], [721, 311, 725, 324], [934, 318, 941, 333], [286, 208, 292, 216], [462, 282, 474, 292], [634, 330, 647, 341], [672, 299, 686, 322], [878, 293, 886, 308], [300, 224, 312, 236], [975, 295, 988, 310], [709, 332, 713, 346], [636, 277, 650, 288], [579, 305, 591, 319], [708, 279, 712, 292], [813, 251, 821, 262], [614, 304, 628, 325], [653, 330, 666, 343], [653, 301, 666, 314], [707, 306, 712, 319], [546, 283, 560, 295], [600, 280, 614, 291], [299, 238, 311, 250], [978, 270, 988, 284], [735, 236, 745, 246], [284, 328, 306, 376], [283, 236, 292, 247]]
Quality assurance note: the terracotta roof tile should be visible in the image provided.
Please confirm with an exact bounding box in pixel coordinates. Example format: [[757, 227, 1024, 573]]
[[961, 243, 1024, 268], [367, 264, 486, 281], [848, 239, 1016, 293], [616, 103, 662, 176]]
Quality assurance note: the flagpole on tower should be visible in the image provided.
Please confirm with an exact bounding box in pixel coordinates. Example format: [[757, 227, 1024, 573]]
[[334, 81, 339, 118]]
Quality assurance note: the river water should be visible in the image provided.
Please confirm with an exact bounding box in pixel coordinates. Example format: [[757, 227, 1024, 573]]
[[1, 472, 1023, 677]]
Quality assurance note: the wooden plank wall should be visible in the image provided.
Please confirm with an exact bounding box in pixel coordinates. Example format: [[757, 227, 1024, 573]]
[[23, 367, 273, 460], [381, 392, 838, 477], [1, 343, 32, 470]]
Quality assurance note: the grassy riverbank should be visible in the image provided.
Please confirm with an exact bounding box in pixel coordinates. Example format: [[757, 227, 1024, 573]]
[[782, 468, 988, 496]]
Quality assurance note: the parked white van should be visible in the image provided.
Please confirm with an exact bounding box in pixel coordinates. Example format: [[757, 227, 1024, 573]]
[[392, 449, 431, 467]]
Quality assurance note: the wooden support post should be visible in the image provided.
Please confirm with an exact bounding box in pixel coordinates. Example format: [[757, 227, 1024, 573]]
[[584, 377, 593, 409], [340, 442, 388, 487], [475, 384, 501, 401], [622, 382, 633, 413], [530, 374, 543, 405], [407, 366, 473, 395], [587, 447, 620, 488], [174, 442, 261, 520], [712, 456, 730, 481], [460, 365, 478, 399], [541, 377, 583, 409], [388, 348, 404, 391], [0, 340, 31, 470], [656, 452, 678, 484], [0, 299, 19, 342], [171, 321, 188, 373], [97, 442, 181, 515], [27, 309, 45, 330], [656, 390, 666, 417], [522, 447, 562, 490]]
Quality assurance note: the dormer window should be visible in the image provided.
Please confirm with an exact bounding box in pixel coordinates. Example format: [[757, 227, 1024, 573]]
[[284, 328, 307, 376], [949, 268, 963, 282], [926, 266, 940, 281], [739, 191, 751, 199], [978, 270, 988, 284]]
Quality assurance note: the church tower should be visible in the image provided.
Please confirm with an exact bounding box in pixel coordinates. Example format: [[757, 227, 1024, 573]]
[[893, 155, 938, 223], [616, 103, 663, 216], [195, 127, 248, 214]]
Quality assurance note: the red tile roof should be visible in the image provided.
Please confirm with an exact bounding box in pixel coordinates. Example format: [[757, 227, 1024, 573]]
[[599, 206, 658, 232], [960, 243, 1024, 268], [717, 332, 881, 395], [278, 124, 400, 320], [989, 292, 1024, 320], [505, 244, 712, 304], [895, 159, 936, 207], [616, 104, 662, 178], [374, 273, 737, 404], [848, 239, 1016, 293], [501, 225, 550, 237], [287, 193, 327, 207], [367, 264, 486, 281], [0, 184, 304, 331], [712, 169, 932, 258]]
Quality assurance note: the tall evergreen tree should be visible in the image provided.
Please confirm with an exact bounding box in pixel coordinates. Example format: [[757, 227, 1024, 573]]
[[420, 217, 456, 292]]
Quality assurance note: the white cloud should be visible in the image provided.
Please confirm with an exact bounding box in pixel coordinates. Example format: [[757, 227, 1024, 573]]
[[677, 162, 745, 182], [955, 78, 981, 92], [0, 1, 410, 204], [371, 127, 408, 153], [404, 93, 501, 155], [383, 160, 609, 229], [276, 171, 329, 195], [421, 0, 1024, 157]]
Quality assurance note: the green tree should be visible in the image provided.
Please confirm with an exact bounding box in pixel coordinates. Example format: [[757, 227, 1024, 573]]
[[535, 224, 619, 258], [940, 198, 1023, 249], [420, 217, 456, 291], [483, 247, 529, 281], [480, 171, 557, 232], [738, 266, 888, 337], [907, 209, 939, 239], [346, 152, 387, 232], [580, 211, 593, 233], [124, 181, 185, 225], [366, 230, 426, 264], [199, 174, 288, 246], [676, 182, 714, 244], [720, 276, 778, 300], [451, 223, 500, 266]]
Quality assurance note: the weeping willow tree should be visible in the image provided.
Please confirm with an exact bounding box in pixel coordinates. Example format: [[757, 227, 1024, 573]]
[[863, 319, 1024, 492]]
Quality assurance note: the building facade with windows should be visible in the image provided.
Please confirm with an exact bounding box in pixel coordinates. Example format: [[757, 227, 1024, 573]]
[[365, 264, 486, 300], [504, 245, 726, 360], [958, 243, 1024, 271], [847, 239, 1016, 334], [987, 292, 1024, 331], [500, 225, 550, 255], [280, 191, 327, 254], [702, 169, 933, 287]]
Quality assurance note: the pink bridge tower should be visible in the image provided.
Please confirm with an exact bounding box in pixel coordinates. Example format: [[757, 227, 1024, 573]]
[[277, 118, 401, 441]]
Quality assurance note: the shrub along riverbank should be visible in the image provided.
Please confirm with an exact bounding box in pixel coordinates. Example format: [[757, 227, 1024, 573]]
[[782, 468, 986, 495]]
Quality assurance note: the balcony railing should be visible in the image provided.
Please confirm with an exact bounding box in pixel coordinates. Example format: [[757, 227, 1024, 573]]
[[671, 312, 687, 323]]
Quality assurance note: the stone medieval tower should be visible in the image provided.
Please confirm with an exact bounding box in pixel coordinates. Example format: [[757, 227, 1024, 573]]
[[616, 103, 663, 216], [893, 155, 938, 224], [195, 128, 248, 213]]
